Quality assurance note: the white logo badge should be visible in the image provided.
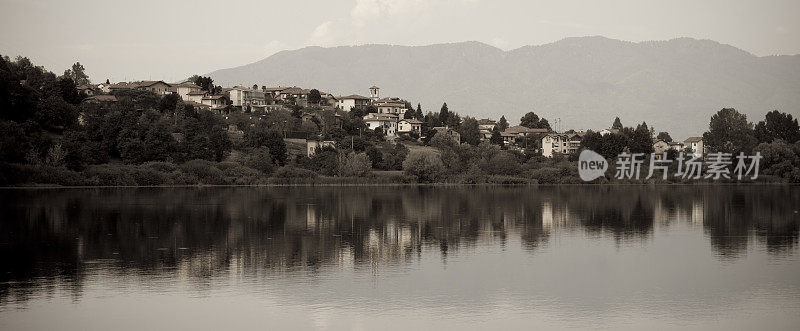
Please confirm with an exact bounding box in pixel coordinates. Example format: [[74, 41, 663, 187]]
[[578, 150, 607, 181]]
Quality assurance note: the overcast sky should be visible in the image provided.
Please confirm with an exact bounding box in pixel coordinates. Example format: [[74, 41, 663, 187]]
[[1, 0, 798, 83]]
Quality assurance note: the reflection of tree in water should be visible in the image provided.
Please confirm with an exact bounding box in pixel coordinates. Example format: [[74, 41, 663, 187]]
[[0, 186, 797, 305]]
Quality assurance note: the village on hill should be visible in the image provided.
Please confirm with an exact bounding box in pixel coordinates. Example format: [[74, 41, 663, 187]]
[[78, 78, 706, 159], [4, 56, 797, 186]]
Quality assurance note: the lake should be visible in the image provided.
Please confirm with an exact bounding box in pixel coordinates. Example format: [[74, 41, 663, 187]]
[[1, 186, 798, 330]]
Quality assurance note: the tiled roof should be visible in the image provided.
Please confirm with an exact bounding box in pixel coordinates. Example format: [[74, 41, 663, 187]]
[[338, 94, 370, 100], [505, 125, 549, 134], [684, 137, 703, 143]]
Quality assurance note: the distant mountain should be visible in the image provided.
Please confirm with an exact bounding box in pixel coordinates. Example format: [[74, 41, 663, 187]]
[[207, 37, 800, 139]]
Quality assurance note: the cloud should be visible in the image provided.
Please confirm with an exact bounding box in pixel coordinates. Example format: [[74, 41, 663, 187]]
[[308, 21, 338, 46], [350, 0, 432, 28]]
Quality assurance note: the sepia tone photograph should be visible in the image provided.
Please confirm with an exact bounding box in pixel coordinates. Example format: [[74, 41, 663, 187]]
[[1, 0, 799, 330]]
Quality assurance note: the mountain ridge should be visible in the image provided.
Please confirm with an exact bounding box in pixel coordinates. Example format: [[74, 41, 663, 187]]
[[207, 37, 800, 139]]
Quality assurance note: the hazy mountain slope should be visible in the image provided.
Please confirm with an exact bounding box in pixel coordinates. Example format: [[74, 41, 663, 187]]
[[207, 37, 800, 139]]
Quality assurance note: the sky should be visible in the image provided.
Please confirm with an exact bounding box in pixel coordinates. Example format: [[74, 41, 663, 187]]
[[1, 0, 798, 83]]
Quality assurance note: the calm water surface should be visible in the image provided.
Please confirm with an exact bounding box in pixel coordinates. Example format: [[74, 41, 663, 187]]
[[1, 186, 799, 330]]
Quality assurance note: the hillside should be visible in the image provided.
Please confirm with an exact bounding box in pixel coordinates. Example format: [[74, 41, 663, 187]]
[[207, 37, 800, 139]]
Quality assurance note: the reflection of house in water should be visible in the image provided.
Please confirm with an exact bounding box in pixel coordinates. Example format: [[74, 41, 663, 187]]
[[364, 222, 421, 266], [541, 201, 574, 230], [691, 200, 704, 225]]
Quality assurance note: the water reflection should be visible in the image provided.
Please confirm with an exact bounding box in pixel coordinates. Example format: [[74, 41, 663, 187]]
[[0, 186, 798, 312]]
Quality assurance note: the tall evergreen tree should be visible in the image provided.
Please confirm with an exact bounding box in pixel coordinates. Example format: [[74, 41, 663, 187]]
[[498, 116, 509, 131], [612, 117, 623, 130], [439, 103, 449, 125]]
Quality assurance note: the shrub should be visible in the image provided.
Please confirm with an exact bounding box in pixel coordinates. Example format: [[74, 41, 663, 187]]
[[84, 164, 136, 186], [528, 168, 561, 184], [221, 163, 263, 185], [273, 166, 318, 179], [243, 146, 275, 174], [403, 150, 445, 183], [486, 151, 522, 175], [339, 152, 372, 177], [130, 166, 168, 186], [179, 159, 225, 185]]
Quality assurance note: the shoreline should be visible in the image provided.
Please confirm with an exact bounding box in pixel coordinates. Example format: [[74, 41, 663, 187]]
[[2, 182, 796, 189]]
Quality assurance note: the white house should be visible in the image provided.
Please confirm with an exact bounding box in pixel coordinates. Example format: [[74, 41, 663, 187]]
[[375, 97, 408, 117], [201, 94, 227, 110], [363, 113, 398, 136], [653, 139, 670, 154], [175, 82, 202, 101], [398, 118, 423, 135], [599, 128, 620, 136], [541, 133, 583, 157], [684, 137, 705, 158], [337, 94, 371, 111], [668, 141, 684, 151], [307, 139, 336, 157], [228, 86, 267, 110]]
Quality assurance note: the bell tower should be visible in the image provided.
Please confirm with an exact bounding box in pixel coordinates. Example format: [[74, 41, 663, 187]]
[[369, 85, 380, 101]]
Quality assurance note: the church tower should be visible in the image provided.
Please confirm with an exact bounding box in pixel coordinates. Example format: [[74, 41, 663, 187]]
[[369, 85, 380, 101]]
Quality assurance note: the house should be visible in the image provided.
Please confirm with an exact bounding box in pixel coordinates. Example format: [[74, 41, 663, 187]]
[[599, 128, 621, 136], [337, 94, 371, 111], [184, 100, 210, 111], [185, 90, 208, 103], [504, 125, 549, 137], [500, 131, 517, 145], [307, 139, 336, 157], [174, 82, 202, 101], [541, 133, 584, 157], [499, 125, 549, 146], [228, 86, 267, 110], [374, 97, 408, 117], [76, 84, 98, 96], [432, 126, 460, 143], [201, 94, 227, 110], [653, 139, 670, 154], [398, 118, 423, 135], [108, 80, 172, 95], [478, 123, 496, 141], [134, 80, 172, 95], [363, 113, 398, 136], [668, 141, 684, 151], [684, 137, 705, 158], [82, 95, 117, 103]]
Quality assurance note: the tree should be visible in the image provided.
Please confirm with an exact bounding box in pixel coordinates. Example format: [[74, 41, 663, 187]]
[[486, 151, 522, 175], [244, 146, 274, 174], [308, 89, 321, 105], [703, 108, 757, 154], [612, 117, 623, 130], [365, 146, 384, 169], [245, 122, 287, 165], [754, 110, 800, 144], [193, 76, 215, 92], [403, 109, 414, 119], [414, 104, 423, 120], [629, 122, 654, 154], [63, 62, 90, 86], [656, 132, 673, 142], [403, 150, 445, 183], [339, 152, 372, 177], [490, 126, 503, 145], [439, 103, 449, 125], [459, 117, 481, 145], [520, 112, 551, 130], [498, 116, 509, 131], [158, 93, 180, 113]]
